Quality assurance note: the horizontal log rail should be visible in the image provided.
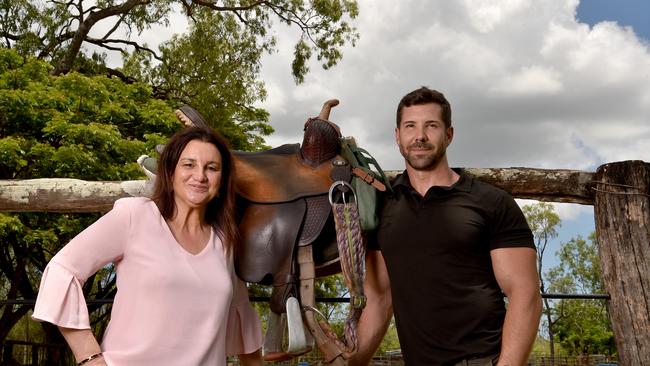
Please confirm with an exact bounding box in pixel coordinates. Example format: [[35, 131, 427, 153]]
[[0, 179, 151, 213], [0, 167, 595, 212]]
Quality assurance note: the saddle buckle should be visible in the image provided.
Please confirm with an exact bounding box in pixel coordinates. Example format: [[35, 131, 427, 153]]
[[350, 294, 367, 309]]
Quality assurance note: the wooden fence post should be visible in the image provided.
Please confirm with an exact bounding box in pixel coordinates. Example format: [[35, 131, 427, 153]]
[[594, 160, 650, 365]]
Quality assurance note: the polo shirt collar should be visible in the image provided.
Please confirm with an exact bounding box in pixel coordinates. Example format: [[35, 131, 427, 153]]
[[393, 168, 472, 194]]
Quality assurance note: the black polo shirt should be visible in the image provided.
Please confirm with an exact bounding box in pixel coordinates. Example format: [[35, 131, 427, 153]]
[[368, 170, 534, 365]]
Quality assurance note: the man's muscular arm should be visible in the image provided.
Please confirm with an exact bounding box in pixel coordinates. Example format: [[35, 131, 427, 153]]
[[491, 247, 542, 366], [348, 250, 393, 366]]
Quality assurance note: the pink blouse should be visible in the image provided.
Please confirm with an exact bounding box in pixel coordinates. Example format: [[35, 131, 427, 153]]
[[32, 197, 262, 365]]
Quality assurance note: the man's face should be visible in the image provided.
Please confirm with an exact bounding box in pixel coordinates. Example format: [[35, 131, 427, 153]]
[[395, 103, 453, 171]]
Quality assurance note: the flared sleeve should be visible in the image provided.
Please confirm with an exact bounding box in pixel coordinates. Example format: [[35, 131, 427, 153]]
[[225, 275, 263, 356], [32, 198, 133, 329]]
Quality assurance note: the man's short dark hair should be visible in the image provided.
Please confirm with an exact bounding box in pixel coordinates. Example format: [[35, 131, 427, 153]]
[[396, 87, 452, 128]]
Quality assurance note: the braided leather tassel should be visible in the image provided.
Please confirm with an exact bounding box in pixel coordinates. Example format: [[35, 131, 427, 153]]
[[331, 200, 366, 354]]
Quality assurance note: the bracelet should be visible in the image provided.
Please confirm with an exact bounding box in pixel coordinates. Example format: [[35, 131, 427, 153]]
[[78, 352, 103, 365]]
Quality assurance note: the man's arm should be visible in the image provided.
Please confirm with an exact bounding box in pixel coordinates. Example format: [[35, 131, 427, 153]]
[[348, 250, 393, 366], [491, 247, 542, 366]]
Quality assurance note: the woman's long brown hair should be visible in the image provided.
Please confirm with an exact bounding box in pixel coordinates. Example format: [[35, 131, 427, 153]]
[[151, 127, 239, 252]]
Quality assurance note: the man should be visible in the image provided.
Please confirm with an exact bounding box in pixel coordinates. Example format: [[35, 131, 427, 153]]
[[350, 87, 542, 366]]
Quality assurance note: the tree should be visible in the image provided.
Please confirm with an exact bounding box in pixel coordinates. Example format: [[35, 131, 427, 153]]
[[122, 9, 274, 150], [522, 202, 561, 358], [0, 0, 359, 82], [546, 234, 616, 356], [0, 48, 180, 360], [2, 0, 359, 151]]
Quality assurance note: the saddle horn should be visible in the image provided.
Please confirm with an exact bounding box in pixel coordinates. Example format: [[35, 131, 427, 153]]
[[174, 106, 211, 129], [302, 99, 342, 167], [318, 99, 340, 120]]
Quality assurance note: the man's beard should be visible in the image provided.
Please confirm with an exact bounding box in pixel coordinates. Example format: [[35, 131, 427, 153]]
[[399, 141, 446, 170]]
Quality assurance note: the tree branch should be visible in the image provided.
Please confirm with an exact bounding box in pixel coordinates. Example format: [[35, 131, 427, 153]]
[[38, 31, 77, 59], [52, 0, 151, 75], [101, 14, 127, 40], [189, 0, 267, 12], [0, 32, 22, 41], [85, 37, 164, 62], [105, 67, 138, 84]]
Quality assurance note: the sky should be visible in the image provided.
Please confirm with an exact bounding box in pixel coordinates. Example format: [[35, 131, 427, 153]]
[[97, 0, 650, 273]]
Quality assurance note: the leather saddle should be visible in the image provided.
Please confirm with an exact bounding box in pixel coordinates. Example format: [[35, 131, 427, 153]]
[[234, 101, 349, 314], [234, 143, 343, 290]]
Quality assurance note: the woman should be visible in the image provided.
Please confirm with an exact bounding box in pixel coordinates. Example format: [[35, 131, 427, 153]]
[[33, 127, 263, 365]]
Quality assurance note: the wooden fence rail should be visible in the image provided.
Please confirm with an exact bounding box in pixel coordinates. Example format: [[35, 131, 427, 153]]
[[0, 167, 595, 213]]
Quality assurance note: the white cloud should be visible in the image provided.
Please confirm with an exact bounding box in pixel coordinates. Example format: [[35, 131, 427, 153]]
[[490, 65, 563, 95], [462, 0, 529, 33]]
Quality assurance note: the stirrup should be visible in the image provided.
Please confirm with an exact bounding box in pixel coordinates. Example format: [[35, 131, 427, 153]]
[[262, 311, 287, 361], [287, 296, 313, 354], [262, 297, 313, 362]]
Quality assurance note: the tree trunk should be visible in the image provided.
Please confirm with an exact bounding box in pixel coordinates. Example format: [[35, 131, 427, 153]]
[[594, 160, 650, 366], [52, 0, 148, 75], [544, 299, 555, 362]]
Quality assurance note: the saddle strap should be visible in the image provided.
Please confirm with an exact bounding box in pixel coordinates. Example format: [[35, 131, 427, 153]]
[[298, 246, 347, 365], [352, 167, 386, 192]]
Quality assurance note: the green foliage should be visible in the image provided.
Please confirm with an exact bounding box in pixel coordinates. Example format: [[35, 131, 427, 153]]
[[549, 233, 603, 294], [0, 51, 180, 180], [547, 234, 616, 356], [523, 202, 561, 252], [122, 9, 273, 150], [552, 299, 616, 356], [376, 318, 400, 354]]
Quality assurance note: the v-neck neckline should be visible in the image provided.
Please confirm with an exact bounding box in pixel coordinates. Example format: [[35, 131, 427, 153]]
[[153, 204, 214, 257]]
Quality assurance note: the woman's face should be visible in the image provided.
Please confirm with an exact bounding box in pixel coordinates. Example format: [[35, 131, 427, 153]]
[[172, 139, 223, 210]]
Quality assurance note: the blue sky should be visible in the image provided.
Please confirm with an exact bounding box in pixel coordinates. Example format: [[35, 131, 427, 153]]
[[577, 0, 650, 41]]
